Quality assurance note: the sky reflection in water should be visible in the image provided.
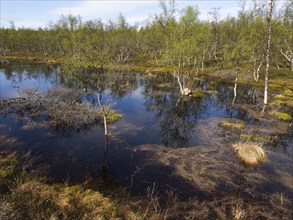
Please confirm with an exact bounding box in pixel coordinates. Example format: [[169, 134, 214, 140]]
[[0, 64, 292, 200]]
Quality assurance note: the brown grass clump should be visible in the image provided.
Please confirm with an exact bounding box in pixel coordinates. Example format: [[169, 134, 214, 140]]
[[0, 153, 120, 220], [11, 181, 118, 220], [232, 142, 267, 167], [232, 203, 245, 220]]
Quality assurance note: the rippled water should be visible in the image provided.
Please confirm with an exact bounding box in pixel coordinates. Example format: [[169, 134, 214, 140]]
[[0, 63, 292, 204]]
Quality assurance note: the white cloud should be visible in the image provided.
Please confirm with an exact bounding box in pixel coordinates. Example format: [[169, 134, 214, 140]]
[[51, 1, 157, 23]]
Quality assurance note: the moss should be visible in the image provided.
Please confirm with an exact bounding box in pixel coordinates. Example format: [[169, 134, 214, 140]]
[[106, 112, 123, 123], [240, 134, 271, 143], [218, 79, 234, 83], [206, 89, 218, 94], [274, 94, 286, 99], [220, 121, 245, 130], [274, 93, 293, 100], [0, 154, 18, 178], [2, 55, 63, 64], [283, 89, 293, 95], [270, 99, 293, 107], [157, 83, 173, 89], [249, 81, 262, 87], [269, 111, 292, 121], [192, 91, 204, 98], [270, 90, 293, 107], [268, 84, 283, 90], [209, 81, 216, 86]]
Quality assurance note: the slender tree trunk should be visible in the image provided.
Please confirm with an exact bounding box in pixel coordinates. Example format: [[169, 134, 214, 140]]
[[176, 73, 184, 94], [280, 49, 293, 71], [252, 88, 257, 104], [154, 51, 158, 65], [253, 56, 263, 82], [232, 75, 238, 106], [202, 49, 206, 72], [97, 93, 108, 136], [101, 134, 109, 178], [264, 0, 274, 105], [193, 57, 197, 69]]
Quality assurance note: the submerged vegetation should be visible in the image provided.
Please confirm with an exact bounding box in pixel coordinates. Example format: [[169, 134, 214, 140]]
[[0, 88, 121, 132]]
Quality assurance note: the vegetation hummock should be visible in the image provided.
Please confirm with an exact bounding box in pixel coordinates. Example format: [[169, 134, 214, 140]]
[[269, 111, 292, 121], [106, 111, 123, 123], [0, 153, 120, 219], [192, 91, 204, 98], [219, 121, 245, 130], [0, 88, 122, 131], [270, 90, 293, 108], [240, 134, 272, 144], [232, 142, 267, 168]]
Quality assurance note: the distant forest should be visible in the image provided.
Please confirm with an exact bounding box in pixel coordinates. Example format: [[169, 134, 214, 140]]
[[0, 0, 292, 72]]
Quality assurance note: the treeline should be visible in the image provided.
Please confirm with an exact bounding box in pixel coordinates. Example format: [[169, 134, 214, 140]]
[[0, 0, 292, 73]]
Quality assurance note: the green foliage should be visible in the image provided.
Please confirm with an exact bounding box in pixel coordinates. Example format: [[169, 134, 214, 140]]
[[0, 1, 292, 72]]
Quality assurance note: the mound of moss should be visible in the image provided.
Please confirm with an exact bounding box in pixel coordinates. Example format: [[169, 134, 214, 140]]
[[192, 91, 204, 98], [270, 90, 293, 107], [206, 89, 218, 94], [106, 112, 123, 123], [240, 134, 272, 144], [220, 121, 245, 130], [270, 111, 292, 121]]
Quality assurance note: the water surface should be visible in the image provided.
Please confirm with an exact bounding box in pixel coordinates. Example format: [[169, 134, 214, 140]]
[[0, 64, 292, 204]]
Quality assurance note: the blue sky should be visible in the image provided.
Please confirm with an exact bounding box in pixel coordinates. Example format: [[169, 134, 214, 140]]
[[1, 1, 243, 29]]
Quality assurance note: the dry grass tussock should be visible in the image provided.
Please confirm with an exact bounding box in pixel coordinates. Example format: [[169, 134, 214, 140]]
[[231, 203, 245, 220], [232, 142, 267, 168], [0, 153, 121, 220], [10, 181, 117, 220]]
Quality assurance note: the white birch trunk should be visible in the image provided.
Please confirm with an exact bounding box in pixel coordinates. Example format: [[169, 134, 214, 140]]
[[264, 0, 274, 105], [97, 93, 108, 136]]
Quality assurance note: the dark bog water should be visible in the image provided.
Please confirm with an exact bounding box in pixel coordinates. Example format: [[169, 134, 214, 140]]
[[0, 63, 292, 204]]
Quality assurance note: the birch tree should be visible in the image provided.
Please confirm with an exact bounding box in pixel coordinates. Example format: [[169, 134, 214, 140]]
[[264, 0, 274, 105]]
